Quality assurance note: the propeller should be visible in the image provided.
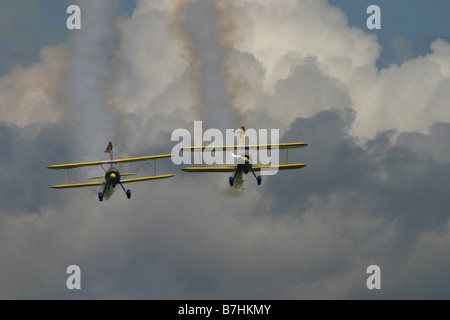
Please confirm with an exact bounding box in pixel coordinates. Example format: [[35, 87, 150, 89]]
[[229, 152, 250, 163]]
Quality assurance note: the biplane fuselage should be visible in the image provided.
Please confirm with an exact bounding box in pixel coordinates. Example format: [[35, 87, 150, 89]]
[[101, 168, 122, 200], [237, 155, 251, 174]]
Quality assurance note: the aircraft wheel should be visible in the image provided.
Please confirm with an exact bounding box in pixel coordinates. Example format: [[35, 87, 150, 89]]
[[98, 192, 103, 202], [257, 176, 262, 185], [126, 189, 131, 199], [229, 177, 234, 186]]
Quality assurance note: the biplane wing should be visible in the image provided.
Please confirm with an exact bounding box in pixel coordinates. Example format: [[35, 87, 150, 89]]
[[51, 175, 174, 189], [47, 154, 173, 170], [181, 143, 308, 152], [121, 174, 175, 183], [182, 164, 306, 172], [252, 163, 306, 170], [182, 166, 237, 173], [51, 181, 105, 189]]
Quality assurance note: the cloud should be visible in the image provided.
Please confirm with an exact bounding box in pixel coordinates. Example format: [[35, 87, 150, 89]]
[[0, 0, 70, 76], [0, 44, 67, 128], [349, 39, 450, 139], [1, 0, 450, 299]]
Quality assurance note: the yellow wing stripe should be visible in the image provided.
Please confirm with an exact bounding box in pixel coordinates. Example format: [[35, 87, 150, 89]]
[[121, 174, 175, 183], [252, 163, 307, 171], [51, 182, 105, 189], [182, 166, 237, 173], [113, 154, 173, 164], [47, 161, 109, 170], [181, 143, 308, 152], [47, 154, 173, 170], [51, 174, 175, 188], [182, 163, 306, 173]]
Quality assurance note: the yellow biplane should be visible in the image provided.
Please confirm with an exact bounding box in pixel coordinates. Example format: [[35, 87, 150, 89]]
[[47, 142, 174, 201], [181, 141, 308, 186]]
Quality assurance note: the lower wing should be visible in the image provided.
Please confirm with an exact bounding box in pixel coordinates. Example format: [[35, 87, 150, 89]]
[[120, 174, 175, 183], [182, 163, 306, 173], [51, 174, 175, 188], [182, 166, 237, 173], [253, 163, 306, 171], [51, 181, 105, 189]]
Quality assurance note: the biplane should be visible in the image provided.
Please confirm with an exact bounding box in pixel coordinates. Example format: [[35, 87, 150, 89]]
[[47, 142, 174, 201], [181, 141, 308, 186]]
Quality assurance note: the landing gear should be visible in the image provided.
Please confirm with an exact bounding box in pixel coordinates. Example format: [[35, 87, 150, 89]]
[[248, 166, 261, 186], [98, 192, 103, 202], [119, 182, 131, 199], [229, 177, 234, 186]]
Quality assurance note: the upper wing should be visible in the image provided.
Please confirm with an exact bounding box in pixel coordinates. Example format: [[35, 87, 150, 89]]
[[112, 154, 173, 164], [181, 143, 308, 152], [47, 160, 112, 170], [121, 174, 175, 184], [47, 154, 173, 170], [51, 181, 105, 189], [182, 166, 237, 173], [252, 163, 307, 171]]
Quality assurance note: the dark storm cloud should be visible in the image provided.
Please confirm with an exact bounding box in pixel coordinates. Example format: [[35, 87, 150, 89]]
[[264, 108, 365, 212], [264, 109, 450, 254]]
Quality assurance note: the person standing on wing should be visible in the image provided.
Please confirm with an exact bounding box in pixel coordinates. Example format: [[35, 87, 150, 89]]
[[234, 126, 246, 146]]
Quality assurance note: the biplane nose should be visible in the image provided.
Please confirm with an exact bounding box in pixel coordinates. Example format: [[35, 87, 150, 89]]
[[110, 173, 117, 180]]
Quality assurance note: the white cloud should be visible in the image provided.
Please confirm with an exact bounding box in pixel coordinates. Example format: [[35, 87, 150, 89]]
[[350, 39, 450, 139], [0, 44, 67, 128]]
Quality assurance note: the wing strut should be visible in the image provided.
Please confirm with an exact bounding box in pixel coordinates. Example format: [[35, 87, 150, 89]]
[[198, 151, 202, 168]]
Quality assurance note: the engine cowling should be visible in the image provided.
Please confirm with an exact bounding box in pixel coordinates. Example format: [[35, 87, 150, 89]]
[[105, 169, 121, 185]]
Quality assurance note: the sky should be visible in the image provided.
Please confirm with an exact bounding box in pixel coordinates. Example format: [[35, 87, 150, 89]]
[[0, 0, 449, 299]]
